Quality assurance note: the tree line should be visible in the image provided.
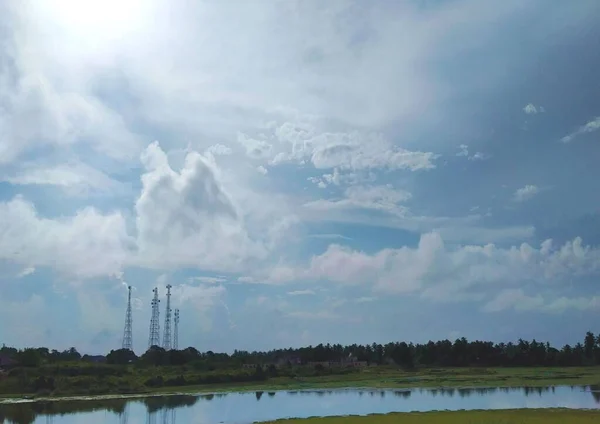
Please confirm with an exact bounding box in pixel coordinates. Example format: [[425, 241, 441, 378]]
[[3, 331, 600, 369]]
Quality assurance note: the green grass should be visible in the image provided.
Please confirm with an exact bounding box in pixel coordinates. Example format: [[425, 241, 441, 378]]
[[2, 366, 600, 399], [153, 366, 600, 395], [258, 409, 600, 424]]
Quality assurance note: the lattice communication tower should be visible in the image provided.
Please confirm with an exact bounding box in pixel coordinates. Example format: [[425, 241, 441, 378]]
[[148, 287, 161, 348], [173, 309, 180, 350], [122, 285, 133, 351], [162, 284, 173, 350]]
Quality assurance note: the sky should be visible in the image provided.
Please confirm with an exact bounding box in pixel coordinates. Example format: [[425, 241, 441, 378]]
[[0, 0, 600, 355]]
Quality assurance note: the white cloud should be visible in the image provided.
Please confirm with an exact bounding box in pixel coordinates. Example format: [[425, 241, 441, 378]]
[[0, 31, 141, 165], [434, 224, 535, 245], [0, 140, 293, 281], [523, 103, 544, 115], [1, 161, 123, 196], [469, 152, 490, 161], [309, 132, 437, 171], [286, 311, 343, 321], [270, 233, 600, 309], [255, 122, 438, 172], [133, 141, 271, 272], [513, 184, 540, 202], [287, 289, 316, 296], [237, 133, 273, 159], [455, 145, 489, 161], [355, 296, 377, 303], [189, 276, 227, 285], [17, 266, 36, 278], [304, 184, 411, 215], [308, 168, 377, 188], [301, 194, 534, 245], [323, 168, 342, 186], [482, 289, 543, 312], [237, 276, 256, 284], [256, 165, 268, 175], [483, 289, 600, 314], [306, 233, 352, 241], [206, 144, 233, 156], [0, 196, 131, 278], [561, 116, 600, 143], [171, 283, 226, 311], [456, 144, 469, 157]]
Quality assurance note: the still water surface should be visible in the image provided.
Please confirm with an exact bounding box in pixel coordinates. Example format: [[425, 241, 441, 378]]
[[1, 386, 599, 424]]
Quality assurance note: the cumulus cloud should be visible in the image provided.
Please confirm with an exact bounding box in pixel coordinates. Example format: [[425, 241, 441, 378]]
[[469, 152, 490, 161], [269, 233, 600, 310], [0, 140, 292, 281], [17, 266, 36, 278], [0, 196, 131, 278], [309, 133, 437, 171], [133, 141, 269, 272], [237, 133, 273, 159], [455, 144, 490, 161], [242, 121, 439, 172], [456, 144, 469, 157], [206, 144, 233, 156], [308, 168, 376, 188], [523, 103, 544, 115], [561, 116, 600, 143], [513, 184, 540, 202]]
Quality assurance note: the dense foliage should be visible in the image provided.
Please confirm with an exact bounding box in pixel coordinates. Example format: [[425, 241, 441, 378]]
[[1, 331, 599, 396], [3, 331, 600, 369], [117, 332, 600, 368]]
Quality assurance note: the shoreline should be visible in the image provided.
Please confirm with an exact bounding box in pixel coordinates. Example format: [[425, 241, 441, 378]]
[[1, 366, 599, 402], [0, 382, 597, 405], [257, 409, 600, 424]]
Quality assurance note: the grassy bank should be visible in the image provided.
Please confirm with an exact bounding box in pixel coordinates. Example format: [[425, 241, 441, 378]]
[[258, 409, 600, 424], [151, 366, 600, 395], [2, 365, 600, 399]]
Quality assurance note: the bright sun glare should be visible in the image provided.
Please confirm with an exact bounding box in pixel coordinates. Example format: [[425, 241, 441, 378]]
[[48, 0, 147, 43]]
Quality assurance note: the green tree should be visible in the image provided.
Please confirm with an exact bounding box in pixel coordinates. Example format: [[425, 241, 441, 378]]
[[16, 348, 42, 367], [106, 348, 137, 365], [584, 331, 595, 359]]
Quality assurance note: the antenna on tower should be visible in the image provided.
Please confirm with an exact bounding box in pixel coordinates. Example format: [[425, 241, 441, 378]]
[[122, 286, 133, 351], [148, 287, 161, 348], [163, 285, 173, 350], [173, 309, 180, 350]]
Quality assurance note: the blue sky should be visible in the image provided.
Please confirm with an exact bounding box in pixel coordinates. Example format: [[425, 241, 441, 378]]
[[1, 0, 600, 355]]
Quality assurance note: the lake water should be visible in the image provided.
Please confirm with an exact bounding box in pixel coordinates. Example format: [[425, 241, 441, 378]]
[[1, 385, 599, 424]]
